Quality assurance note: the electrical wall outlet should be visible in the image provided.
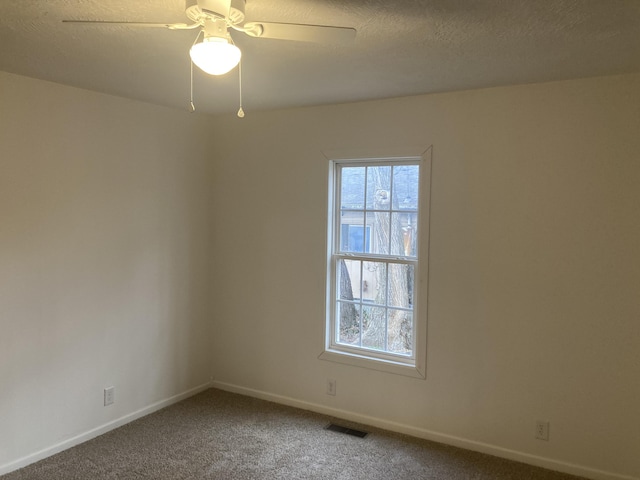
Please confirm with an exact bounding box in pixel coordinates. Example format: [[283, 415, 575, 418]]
[[535, 420, 550, 441], [326, 379, 336, 396], [104, 386, 115, 406]]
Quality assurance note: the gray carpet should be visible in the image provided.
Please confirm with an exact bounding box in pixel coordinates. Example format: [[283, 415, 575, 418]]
[[3, 388, 587, 479]]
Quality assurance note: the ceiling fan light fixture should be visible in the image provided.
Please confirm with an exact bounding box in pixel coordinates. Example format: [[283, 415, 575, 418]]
[[189, 36, 241, 75]]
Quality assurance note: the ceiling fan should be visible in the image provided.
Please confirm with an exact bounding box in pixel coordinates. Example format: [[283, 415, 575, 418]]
[[64, 0, 356, 76], [64, 0, 356, 115]]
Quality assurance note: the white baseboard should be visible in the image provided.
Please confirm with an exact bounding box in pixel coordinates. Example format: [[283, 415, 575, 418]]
[[211, 381, 638, 480], [0, 382, 210, 476]]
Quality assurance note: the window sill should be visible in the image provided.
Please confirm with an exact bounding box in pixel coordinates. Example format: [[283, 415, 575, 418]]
[[319, 348, 426, 379]]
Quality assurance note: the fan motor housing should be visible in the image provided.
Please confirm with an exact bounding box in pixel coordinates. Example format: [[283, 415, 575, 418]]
[[185, 0, 246, 25]]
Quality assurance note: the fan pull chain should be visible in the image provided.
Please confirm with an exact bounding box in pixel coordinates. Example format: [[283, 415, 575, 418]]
[[189, 59, 195, 112], [237, 59, 245, 118], [188, 30, 203, 112]]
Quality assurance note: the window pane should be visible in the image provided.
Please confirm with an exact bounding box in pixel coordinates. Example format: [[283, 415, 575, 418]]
[[341, 167, 365, 210], [392, 165, 420, 210], [337, 259, 361, 300], [368, 211, 390, 255], [389, 263, 414, 308], [337, 301, 360, 346], [362, 261, 386, 305], [366, 165, 392, 210], [387, 308, 412, 355], [361, 305, 386, 351], [340, 214, 365, 253], [390, 212, 418, 257]]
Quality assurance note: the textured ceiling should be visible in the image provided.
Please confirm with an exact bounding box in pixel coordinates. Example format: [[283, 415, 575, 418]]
[[1, 0, 640, 115]]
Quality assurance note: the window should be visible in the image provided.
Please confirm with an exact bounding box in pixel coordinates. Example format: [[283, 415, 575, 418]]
[[321, 152, 430, 378]]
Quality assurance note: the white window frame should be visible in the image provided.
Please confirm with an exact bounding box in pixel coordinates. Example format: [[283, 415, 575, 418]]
[[320, 148, 431, 379]]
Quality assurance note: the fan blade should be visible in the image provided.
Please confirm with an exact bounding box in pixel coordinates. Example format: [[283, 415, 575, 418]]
[[244, 22, 356, 44], [62, 20, 198, 30]]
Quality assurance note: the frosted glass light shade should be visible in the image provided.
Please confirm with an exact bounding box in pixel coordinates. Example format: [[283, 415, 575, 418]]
[[190, 37, 241, 75]]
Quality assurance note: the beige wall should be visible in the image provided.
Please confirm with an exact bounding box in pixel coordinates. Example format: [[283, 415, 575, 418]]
[[208, 74, 640, 479], [1, 70, 638, 480], [0, 72, 214, 470]]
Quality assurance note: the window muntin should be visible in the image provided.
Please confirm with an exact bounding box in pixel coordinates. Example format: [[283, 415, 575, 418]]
[[328, 160, 421, 365]]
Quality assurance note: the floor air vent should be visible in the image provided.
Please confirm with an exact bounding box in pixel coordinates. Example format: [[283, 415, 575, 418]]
[[325, 423, 369, 438]]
